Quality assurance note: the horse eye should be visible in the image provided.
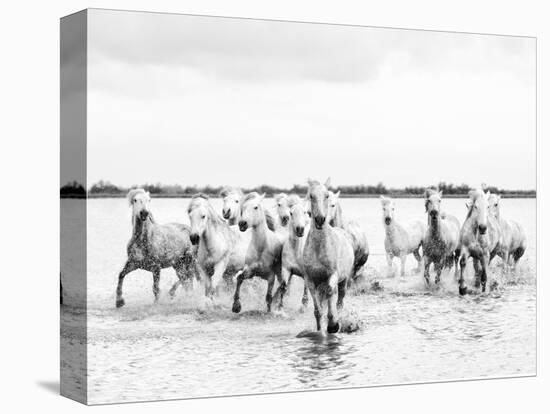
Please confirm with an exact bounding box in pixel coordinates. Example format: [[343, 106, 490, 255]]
[[235, 200, 239, 203], [290, 212, 293, 216], [254, 206, 258, 210], [202, 215, 206, 219]]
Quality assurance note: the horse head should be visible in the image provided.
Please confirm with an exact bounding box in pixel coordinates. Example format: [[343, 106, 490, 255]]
[[288, 195, 309, 238], [424, 189, 443, 222], [220, 187, 242, 222], [467, 189, 490, 235], [127, 189, 151, 222], [239, 192, 266, 232], [307, 178, 331, 230], [187, 195, 211, 245], [275, 193, 291, 226], [487, 193, 501, 218], [380, 195, 395, 226], [327, 190, 342, 227]]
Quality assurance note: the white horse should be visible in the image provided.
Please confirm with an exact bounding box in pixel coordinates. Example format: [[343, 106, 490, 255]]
[[274, 193, 291, 228], [423, 189, 461, 286], [380, 196, 425, 276], [326, 188, 370, 278], [232, 193, 285, 313], [187, 194, 248, 298], [274, 194, 310, 310], [219, 187, 243, 226], [303, 179, 355, 334], [458, 189, 501, 294], [488, 193, 526, 271], [115, 189, 197, 308]]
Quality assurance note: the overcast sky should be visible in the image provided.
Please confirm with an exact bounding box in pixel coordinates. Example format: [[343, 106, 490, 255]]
[[86, 9, 536, 190]]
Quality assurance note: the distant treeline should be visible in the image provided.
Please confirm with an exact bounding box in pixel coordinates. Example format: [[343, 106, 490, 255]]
[[60, 180, 536, 198]]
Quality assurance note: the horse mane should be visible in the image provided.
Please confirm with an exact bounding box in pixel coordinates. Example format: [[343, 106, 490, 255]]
[[380, 196, 392, 207], [241, 192, 260, 205], [219, 186, 243, 199], [466, 189, 485, 219], [287, 194, 302, 209], [274, 193, 288, 203], [127, 188, 149, 206], [188, 194, 226, 226]]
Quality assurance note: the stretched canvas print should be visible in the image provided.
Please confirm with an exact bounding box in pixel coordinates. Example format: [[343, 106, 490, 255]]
[[60, 9, 537, 405]]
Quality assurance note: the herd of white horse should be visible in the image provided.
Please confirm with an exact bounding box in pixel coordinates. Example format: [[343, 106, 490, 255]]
[[115, 179, 527, 333]]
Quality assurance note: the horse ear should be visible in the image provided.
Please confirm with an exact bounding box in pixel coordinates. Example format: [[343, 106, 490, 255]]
[[260, 193, 266, 200], [438, 190, 443, 198], [145, 191, 151, 200], [324, 177, 331, 188], [335, 190, 341, 199]]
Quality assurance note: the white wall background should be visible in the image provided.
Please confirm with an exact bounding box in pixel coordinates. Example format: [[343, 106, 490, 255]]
[[0, 1, 547, 413]]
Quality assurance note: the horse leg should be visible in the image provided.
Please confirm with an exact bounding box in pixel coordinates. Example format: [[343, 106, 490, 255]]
[[116, 260, 137, 308], [458, 251, 468, 295], [501, 250, 510, 274], [434, 261, 443, 285], [337, 278, 347, 310], [400, 255, 407, 277], [301, 280, 309, 311], [473, 258, 481, 289], [169, 265, 186, 298], [273, 267, 290, 310], [327, 273, 340, 334], [413, 248, 422, 273], [480, 253, 489, 293], [232, 267, 251, 313], [152, 268, 161, 303], [386, 253, 394, 276], [168, 279, 181, 299], [265, 273, 276, 313], [424, 256, 432, 286], [306, 278, 322, 331], [210, 259, 229, 297], [454, 249, 461, 279]]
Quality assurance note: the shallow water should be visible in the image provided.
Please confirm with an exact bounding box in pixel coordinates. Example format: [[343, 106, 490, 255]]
[[61, 197, 536, 404]]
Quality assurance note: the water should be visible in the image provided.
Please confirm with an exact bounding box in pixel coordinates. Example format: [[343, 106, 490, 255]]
[[61, 197, 536, 404]]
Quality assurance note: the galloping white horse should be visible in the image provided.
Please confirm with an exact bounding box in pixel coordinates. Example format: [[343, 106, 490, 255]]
[[187, 194, 248, 298], [488, 193, 526, 271], [274, 194, 310, 310], [274, 193, 291, 228], [232, 193, 285, 313], [380, 196, 425, 276], [220, 187, 243, 226], [115, 189, 197, 308], [303, 179, 355, 334], [423, 189, 461, 286], [326, 187, 369, 278], [458, 189, 501, 294]]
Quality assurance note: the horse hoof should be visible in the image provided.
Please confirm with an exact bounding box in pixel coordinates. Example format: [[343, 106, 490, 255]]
[[327, 322, 340, 334], [232, 301, 242, 313], [116, 298, 125, 308], [459, 286, 468, 296]]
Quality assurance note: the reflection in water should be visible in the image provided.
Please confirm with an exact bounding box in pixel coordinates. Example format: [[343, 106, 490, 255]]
[[292, 335, 356, 387]]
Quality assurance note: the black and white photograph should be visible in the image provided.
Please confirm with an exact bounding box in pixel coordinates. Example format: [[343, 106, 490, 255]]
[[58, 7, 536, 406]]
